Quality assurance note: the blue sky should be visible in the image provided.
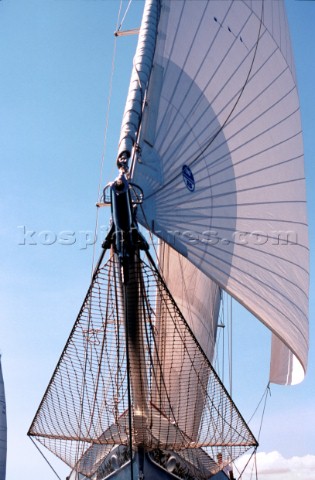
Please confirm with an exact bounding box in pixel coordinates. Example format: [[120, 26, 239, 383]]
[[0, 1, 314, 479]]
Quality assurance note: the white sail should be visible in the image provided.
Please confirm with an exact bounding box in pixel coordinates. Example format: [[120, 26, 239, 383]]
[[158, 242, 221, 363], [0, 357, 7, 480], [123, 0, 309, 385], [155, 242, 221, 440]]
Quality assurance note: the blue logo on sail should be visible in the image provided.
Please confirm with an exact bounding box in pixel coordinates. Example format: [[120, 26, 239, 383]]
[[182, 165, 195, 192]]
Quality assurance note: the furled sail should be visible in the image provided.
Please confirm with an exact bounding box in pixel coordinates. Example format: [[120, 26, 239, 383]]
[[121, 0, 309, 385]]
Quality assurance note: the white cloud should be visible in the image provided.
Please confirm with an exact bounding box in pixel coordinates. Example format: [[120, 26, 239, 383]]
[[234, 451, 315, 480]]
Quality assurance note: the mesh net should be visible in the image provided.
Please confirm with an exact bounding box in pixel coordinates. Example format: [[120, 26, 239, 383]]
[[28, 251, 257, 478]]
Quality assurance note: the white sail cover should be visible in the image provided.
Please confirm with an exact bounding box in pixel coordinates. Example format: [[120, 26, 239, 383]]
[[0, 357, 6, 480], [126, 0, 309, 384]]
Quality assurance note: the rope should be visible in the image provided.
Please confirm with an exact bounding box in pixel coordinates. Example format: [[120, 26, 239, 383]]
[[138, 203, 163, 277], [248, 382, 271, 426], [221, 293, 226, 383], [254, 452, 259, 480], [73, 276, 99, 469], [116, 0, 133, 34], [29, 437, 62, 480], [257, 383, 271, 441], [228, 295, 233, 396], [74, 243, 108, 469], [234, 383, 270, 479], [236, 446, 258, 480], [213, 292, 224, 378]]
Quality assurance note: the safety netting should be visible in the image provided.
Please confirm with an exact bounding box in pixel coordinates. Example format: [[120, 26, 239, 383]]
[[28, 250, 257, 479]]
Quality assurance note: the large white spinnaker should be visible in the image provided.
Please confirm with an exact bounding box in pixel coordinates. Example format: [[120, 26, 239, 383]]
[[123, 0, 309, 385], [0, 356, 7, 480]]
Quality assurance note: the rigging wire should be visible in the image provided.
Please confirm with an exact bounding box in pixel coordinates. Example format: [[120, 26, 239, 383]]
[[221, 297, 225, 385], [236, 446, 258, 480], [234, 384, 270, 479], [116, 0, 133, 34], [29, 437, 62, 480], [219, 293, 226, 384], [123, 282, 135, 480], [254, 453, 259, 480], [138, 203, 163, 279], [91, 0, 123, 276], [256, 383, 271, 441], [248, 382, 271, 426], [228, 295, 233, 396], [144, 0, 265, 203], [74, 251, 108, 471], [90, 2, 139, 475]]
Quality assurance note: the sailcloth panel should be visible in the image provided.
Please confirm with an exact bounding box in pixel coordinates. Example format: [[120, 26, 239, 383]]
[[158, 242, 221, 364], [131, 0, 309, 384]]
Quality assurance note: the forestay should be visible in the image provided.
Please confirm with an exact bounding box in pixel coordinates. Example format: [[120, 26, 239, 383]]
[[121, 0, 309, 385]]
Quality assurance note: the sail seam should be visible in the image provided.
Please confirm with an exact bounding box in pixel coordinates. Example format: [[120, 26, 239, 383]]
[[145, 2, 265, 201]]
